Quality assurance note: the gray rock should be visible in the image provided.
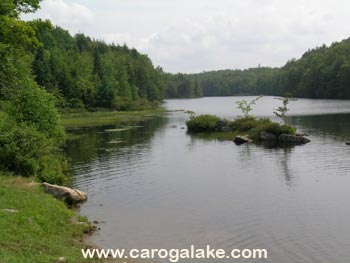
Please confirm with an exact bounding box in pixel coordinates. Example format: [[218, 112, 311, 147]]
[[278, 134, 311, 144], [42, 182, 87, 205], [234, 135, 252, 145], [260, 132, 277, 141]]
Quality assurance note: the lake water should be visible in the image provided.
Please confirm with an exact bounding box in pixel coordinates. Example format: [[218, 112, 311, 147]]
[[67, 96, 350, 263]]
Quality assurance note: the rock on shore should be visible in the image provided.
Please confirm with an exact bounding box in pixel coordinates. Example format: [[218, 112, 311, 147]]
[[234, 135, 252, 145], [42, 182, 87, 205], [278, 134, 311, 144]]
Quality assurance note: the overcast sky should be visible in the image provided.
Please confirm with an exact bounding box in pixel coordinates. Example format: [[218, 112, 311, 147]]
[[24, 0, 350, 73]]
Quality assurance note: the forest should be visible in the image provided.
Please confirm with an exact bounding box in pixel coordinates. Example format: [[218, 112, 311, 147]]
[[166, 39, 350, 99], [30, 21, 166, 110]]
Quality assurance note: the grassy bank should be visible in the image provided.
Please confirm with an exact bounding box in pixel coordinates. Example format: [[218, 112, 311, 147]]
[[0, 174, 94, 263], [61, 109, 166, 129]]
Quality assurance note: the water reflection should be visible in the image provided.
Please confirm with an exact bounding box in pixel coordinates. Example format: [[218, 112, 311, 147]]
[[65, 116, 168, 190], [291, 114, 350, 140], [66, 98, 350, 263]]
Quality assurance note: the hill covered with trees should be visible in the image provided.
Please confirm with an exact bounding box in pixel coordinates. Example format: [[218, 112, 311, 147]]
[[30, 20, 166, 110], [165, 38, 350, 99]]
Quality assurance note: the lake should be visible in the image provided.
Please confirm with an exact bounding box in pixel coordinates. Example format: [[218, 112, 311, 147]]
[[66, 96, 350, 263]]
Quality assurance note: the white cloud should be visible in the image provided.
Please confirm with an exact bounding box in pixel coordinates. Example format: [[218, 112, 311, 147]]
[[30, 0, 94, 33], [25, 0, 350, 73]]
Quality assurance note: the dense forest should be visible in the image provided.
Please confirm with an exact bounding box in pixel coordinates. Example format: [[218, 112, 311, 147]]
[[1, 5, 166, 112], [166, 39, 350, 99], [30, 21, 166, 110]]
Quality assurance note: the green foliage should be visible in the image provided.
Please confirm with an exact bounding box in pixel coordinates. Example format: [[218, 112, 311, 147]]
[[29, 20, 166, 110], [230, 116, 267, 131], [249, 121, 296, 141], [0, 112, 67, 184], [166, 67, 279, 98], [0, 0, 41, 17], [186, 114, 221, 132], [273, 94, 297, 125], [186, 115, 296, 142], [184, 110, 196, 120], [165, 73, 201, 98], [10, 85, 65, 144], [230, 117, 296, 140], [0, 1, 68, 184], [235, 95, 262, 117]]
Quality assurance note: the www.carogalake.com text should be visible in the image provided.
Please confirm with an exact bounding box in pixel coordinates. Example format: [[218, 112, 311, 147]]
[[82, 245, 268, 262]]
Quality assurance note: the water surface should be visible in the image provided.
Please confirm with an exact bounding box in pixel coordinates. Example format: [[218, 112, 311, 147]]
[[67, 96, 350, 263]]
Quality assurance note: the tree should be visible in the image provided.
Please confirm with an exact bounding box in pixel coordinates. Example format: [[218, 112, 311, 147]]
[[273, 94, 297, 125], [236, 95, 263, 117]]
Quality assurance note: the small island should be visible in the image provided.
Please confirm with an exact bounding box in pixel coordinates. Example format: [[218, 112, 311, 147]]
[[185, 96, 311, 146]]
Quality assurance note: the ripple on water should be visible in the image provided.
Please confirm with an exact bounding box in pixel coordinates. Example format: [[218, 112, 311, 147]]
[[67, 98, 350, 263]]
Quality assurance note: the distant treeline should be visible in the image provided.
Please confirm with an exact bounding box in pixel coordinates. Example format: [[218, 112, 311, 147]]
[[165, 38, 350, 99]]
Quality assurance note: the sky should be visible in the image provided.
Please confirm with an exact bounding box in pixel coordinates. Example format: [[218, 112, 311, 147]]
[[24, 0, 350, 73]]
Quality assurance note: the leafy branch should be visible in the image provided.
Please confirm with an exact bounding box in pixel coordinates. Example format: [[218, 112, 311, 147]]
[[273, 94, 297, 125], [235, 95, 263, 117]]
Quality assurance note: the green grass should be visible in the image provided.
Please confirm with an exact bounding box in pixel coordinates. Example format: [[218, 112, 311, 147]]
[[61, 109, 165, 129], [0, 174, 94, 263]]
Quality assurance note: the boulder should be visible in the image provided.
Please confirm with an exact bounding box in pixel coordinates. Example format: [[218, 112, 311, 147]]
[[234, 135, 252, 145], [42, 182, 87, 204], [260, 131, 277, 141], [278, 134, 311, 144]]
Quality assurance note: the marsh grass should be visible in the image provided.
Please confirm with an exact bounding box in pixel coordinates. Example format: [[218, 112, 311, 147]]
[[61, 109, 166, 129]]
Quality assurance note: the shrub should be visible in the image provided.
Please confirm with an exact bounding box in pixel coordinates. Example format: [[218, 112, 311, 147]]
[[0, 113, 67, 184], [249, 121, 296, 140], [113, 97, 156, 111], [230, 117, 267, 131], [186, 114, 221, 132], [1, 85, 68, 184], [113, 96, 133, 111], [10, 85, 65, 145]]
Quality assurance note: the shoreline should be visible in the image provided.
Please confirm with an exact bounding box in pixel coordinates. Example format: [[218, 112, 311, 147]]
[[61, 108, 166, 129], [0, 174, 149, 263], [62, 109, 165, 262]]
